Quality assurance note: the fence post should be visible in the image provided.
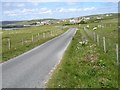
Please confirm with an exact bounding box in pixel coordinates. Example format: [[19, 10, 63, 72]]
[[93, 32, 96, 42], [97, 35, 99, 46], [43, 33, 45, 38], [8, 38, 11, 50], [32, 35, 34, 42], [110, 24, 111, 27], [51, 31, 53, 36], [38, 33, 40, 40], [84, 27, 86, 31], [116, 44, 119, 66], [38, 33, 39, 36], [103, 37, 106, 53]]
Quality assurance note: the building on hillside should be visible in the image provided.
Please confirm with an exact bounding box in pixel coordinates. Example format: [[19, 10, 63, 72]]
[[106, 14, 112, 17], [96, 16, 102, 20], [69, 19, 81, 24], [40, 20, 51, 25], [84, 17, 91, 20]]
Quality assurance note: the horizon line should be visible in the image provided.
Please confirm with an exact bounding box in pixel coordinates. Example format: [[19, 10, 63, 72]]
[[1, 12, 119, 22]]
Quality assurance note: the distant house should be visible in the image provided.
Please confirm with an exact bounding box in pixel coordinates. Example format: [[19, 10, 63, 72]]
[[62, 20, 67, 22], [106, 14, 112, 17], [40, 22, 45, 25], [69, 19, 80, 24], [85, 17, 91, 20], [36, 22, 40, 24], [96, 17, 102, 20], [23, 25, 31, 27], [69, 19, 76, 24], [40, 20, 51, 25], [106, 14, 109, 16]]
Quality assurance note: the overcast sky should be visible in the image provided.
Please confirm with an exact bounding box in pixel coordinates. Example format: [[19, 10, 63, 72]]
[[1, 1, 119, 21]]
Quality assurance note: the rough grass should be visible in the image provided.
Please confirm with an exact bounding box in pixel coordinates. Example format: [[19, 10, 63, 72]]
[[47, 29, 118, 88], [2, 25, 68, 62], [47, 16, 118, 88]]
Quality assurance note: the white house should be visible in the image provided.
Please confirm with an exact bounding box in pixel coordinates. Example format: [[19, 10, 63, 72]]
[[36, 22, 40, 24], [69, 19, 76, 23], [106, 14, 109, 16], [40, 20, 51, 25], [23, 25, 31, 26], [106, 14, 112, 17], [96, 17, 102, 20], [69, 19, 80, 24], [85, 17, 91, 20]]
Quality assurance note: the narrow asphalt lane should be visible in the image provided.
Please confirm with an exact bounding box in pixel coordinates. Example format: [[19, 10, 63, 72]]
[[2, 28, 77, 88]]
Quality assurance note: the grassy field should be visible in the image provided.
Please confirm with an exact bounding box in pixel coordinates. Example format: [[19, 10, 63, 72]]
[[47, 15, 118, 88], [2, 25, 68, 62]]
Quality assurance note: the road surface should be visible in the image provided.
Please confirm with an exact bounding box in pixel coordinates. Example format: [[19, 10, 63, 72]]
[[2, 28, 77, 88]]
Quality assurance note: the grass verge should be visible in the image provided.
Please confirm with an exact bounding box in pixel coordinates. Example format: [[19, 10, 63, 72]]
[[47, 29, 118, 88], [2, 25, 68, 62]]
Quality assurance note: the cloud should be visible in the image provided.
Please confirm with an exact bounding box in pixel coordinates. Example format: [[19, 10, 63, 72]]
[[4, 3, 11, 7], [42, 10, 52, 14], [58, 8, 65, 12], [26, 0, 120, 2], [16, 3, 25, 7], [3, 8, 53, 16], [26, 0, 60, 2], [2, 0, 119, 2], [22, 8, 36, 13], [67, 2, 77, 5], [3, 7, 97, 17], [3, 3, 25, 7], [31, 2, 40, 6], [83, 7, 96, 11], [57, 7, 96, 13], [3, 11, 19, 16]]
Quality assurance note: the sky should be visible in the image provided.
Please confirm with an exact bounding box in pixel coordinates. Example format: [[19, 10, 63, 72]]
[[1, 1, 119, 21]]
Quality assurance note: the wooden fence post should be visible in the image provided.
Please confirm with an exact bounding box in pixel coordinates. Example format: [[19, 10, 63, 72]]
[[97, 35, 99, 46], [38, 33, 39, 36], [84, 27, 86, 30], [38, 33, 40, 40], [110, 24, 111, 27], [51, 31, 53, 36], [116, 44, 119, 66], [93, 32, 96, 42], [32, 35, 34, 42], [8, 38, 11, 50], [43, 33, 45, 38], [103, 37, 106, 53]]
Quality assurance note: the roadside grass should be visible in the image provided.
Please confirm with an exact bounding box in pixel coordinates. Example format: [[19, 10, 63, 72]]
[[47, 17, 118, 88], [2, 25, 68, 62], [80, 18, 118, 60]]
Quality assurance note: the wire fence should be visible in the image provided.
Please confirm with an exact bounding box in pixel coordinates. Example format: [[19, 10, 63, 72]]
[[3, 29, 63, 53], [83, 27, 119, 66]]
